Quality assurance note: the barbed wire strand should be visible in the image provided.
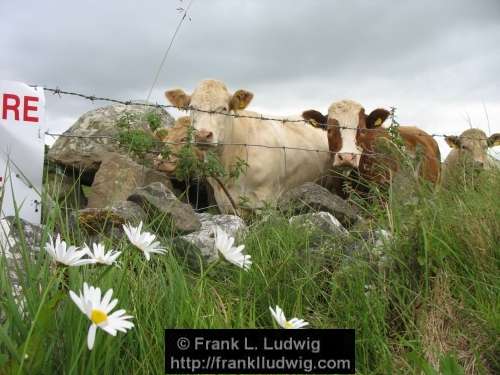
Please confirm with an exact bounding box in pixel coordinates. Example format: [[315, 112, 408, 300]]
[[43, 131, 375, 155], [36, 86, 499, 142], [44, 131, 450, 166]]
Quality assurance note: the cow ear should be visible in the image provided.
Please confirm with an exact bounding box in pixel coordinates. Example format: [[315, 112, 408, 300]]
[[302, 110, 327, 128], [366, 108, 390, 128], [487, 133, 500, 147], [165, 89, 191, 109], [230, 90, 253, 110], [445, 135, 461, 149]]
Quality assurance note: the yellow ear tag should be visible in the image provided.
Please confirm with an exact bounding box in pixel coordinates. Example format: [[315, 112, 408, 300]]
[[307, 119, 319, 128], [374, 118, 383, 127], [239, 102, 246, 110]]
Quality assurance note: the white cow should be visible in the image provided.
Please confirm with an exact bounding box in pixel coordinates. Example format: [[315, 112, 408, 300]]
[[165, 79, 331, 214], [442, 128, 500, 185]]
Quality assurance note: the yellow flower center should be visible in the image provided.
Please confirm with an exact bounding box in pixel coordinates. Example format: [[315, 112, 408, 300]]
[[284, 321, 294, 329], [90, 309, 108, 324]]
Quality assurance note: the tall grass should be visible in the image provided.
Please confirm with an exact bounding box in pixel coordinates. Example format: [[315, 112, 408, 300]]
[[0, 167, 499, 374]]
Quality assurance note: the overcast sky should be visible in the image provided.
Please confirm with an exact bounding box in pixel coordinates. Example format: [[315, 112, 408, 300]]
[[2, 0, 499, 158]]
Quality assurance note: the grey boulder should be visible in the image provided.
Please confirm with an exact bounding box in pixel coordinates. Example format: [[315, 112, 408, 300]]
[[173, 213, 247, 269], [87, 153, 173, 209], [47, 104, 174, 184], [76, 200, 147, 239], [277, 182, 360, 227], [128, 182, 201, 233], [289, 211, 347, 236]]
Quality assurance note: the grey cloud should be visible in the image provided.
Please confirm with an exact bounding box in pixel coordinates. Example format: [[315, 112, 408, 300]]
[[1, 0, 499, 155]]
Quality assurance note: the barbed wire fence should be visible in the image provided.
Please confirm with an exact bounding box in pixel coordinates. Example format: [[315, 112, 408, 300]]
[[40, 86, 496, 142], [39, 85, 500, 172], [37, 85, 500, 211]]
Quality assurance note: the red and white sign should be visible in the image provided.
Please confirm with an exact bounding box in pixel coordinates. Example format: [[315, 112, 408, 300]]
[[1, 81, 46, 224]]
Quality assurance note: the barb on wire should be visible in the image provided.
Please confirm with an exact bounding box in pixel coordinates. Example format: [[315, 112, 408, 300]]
[[36, 86, 496, 142], [53, 87, 62, 97]]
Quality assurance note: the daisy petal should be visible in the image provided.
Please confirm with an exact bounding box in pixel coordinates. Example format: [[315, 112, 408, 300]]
[[87, 324, 97, 350]]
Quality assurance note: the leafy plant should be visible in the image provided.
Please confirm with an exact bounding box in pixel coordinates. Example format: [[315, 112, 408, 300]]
[[146, 110, 162, 132], [117, 129, 155, 159], [115, 111, 160, 159], [388, 107, 406, 152], [115, 112, 137, 131]]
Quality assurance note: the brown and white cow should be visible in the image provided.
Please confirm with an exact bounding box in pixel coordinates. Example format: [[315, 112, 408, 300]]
[[302, 100, 441, 196], [165, 79, 331, 214], [442, 128, 500, 185], [154, 116, 204, 175]]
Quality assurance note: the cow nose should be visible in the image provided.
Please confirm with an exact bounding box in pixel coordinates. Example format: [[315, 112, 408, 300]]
[[337, 153, 357, 163], [473, 160, 484, 169], [195, 130, 213, 143], [333, 153, 359, 168]]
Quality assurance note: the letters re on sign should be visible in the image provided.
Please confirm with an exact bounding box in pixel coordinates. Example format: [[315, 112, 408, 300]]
[[0, 81, 46, 224]]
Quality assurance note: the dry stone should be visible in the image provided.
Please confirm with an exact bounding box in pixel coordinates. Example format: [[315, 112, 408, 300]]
[[76, 201, 146, 240], [47, 104, 174, 184], [173, 213, 247, 270], [289, 211, 347, 236], [128, 182, 201, 233], [277, 182, 360, 227], [87, 153, 173, 208]]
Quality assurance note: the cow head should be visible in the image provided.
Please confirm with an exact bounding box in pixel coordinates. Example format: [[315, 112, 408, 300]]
[[154, 116, 204, 175], [165, 79, 253, 147], [445, 129, 500, 170], [302, 100, 390, 169]]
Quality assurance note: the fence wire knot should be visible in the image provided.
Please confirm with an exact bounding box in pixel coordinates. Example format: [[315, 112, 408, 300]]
[[53, 87, 62, 97]]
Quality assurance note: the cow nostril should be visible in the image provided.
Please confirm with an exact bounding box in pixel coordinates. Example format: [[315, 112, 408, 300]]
[[338, 154, 344, 160], [196, 130, 214, 143]]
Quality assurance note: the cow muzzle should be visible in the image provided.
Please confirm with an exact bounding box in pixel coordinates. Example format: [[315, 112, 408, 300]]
[[154, 157, 178, 175], [333, 153, 360, 169], [194, 129, 214, 147], [473, 160, 485, 170]]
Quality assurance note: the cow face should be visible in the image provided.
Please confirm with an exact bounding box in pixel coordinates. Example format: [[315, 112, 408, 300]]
[[165, 79, 253, 147], [445, 129, 500, 170], [154, 116, 201, 174], [302, 100, 390, 169]]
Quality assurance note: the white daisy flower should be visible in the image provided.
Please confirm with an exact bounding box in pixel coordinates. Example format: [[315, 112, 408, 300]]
[[122, 221, 167, 261], [214, 227, 252, 271], [84, 243, 121, 266], [269, 305, 309, 329], [45, 234, 95, 267], [69, 282, 134, 350]]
